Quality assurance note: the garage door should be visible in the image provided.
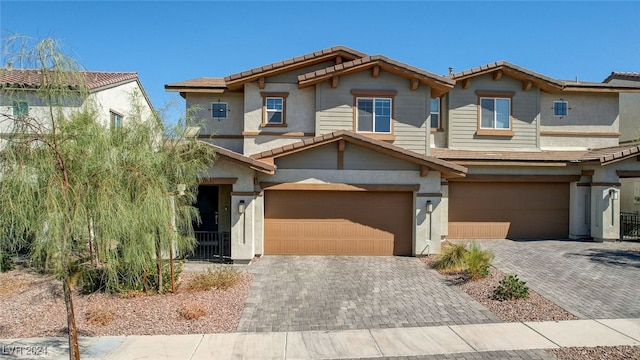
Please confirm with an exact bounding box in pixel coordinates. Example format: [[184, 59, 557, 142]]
[[448, 182, 569, 239], [264, 190, 413, 255]]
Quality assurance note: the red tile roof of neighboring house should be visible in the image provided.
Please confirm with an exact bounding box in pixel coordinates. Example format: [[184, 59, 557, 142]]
[[603, 72, 640, 83], [431, 143, 640, 166], [0, 68, 140, 90], [251, 130, 467, 178], [297, 55, 455, 97], [165, 77, 227, 90], [198, 141, 276, 174]]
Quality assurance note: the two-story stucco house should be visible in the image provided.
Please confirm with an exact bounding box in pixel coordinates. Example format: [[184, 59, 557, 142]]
[[0, 68, 154, 133], [165, 46, 640, 264]]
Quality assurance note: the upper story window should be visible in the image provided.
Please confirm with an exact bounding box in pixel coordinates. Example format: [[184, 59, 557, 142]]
[[430, 98, 440, 129], [212, 102, 228, 119], [553, 101, 568, 117], [351, 90, 397, 137], [475, 90, 515, 136], [12, 101, 28, 117], [110, 110, 123, 128], [261, 92, 288, 127]]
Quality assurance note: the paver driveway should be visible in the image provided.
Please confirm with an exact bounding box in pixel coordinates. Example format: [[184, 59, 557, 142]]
[[238, 256, 499, 332], [477, 239, 640, 319]]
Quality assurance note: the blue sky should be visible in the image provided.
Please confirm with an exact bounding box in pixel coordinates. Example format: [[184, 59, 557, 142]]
[[2, 1, 639, 119]]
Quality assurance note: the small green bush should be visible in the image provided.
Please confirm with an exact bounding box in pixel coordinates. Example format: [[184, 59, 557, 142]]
[[0, 252, 15, 273], [433, 242, 468, 272], [79, 260, 184, 294], [186, 266, 241, 291], [493, 274, 530, 301], [464, 243, 494, 280]]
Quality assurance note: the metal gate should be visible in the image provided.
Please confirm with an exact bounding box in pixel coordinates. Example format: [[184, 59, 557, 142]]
[[189, 231, 231, 262], [620, 212, 640, 241]]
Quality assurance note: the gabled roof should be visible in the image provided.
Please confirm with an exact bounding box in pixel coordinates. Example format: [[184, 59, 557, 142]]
[[251, 130, 467, 178], [297, 55, 455, 98], [0, 68, 140, 91], [452, 61, 564, 92], [603, 72, 640, 83], [223, 46, 367, 91], [562, 80, 640, 93], [431, 143, 640, 166], [199, 141, 276, 174]]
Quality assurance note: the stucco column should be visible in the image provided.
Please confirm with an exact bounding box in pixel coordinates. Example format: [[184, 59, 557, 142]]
[[590, 185, 620, 242], [230, 195, 256, 263], [569, 180, 591, 239], [415, 195, 442, 255]]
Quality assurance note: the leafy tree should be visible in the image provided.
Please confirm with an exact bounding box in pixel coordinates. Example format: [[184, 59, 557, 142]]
[[0, 36, 214, 359]]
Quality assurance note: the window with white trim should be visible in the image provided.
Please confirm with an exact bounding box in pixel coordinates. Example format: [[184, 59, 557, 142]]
[[211, 102, 228, 119], [480, 97, 511, 130], [12, 101, 28, 117], [110, 111, 123, 128], [265, 97, 283, 124], [356, 97, 392, 133], [553, 101, 568, 117], [430, 98, 440, 129]]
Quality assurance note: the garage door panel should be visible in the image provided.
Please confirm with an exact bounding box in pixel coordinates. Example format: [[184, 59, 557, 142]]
[[449, 182, 569, 239], [265, 191, 411, 255]]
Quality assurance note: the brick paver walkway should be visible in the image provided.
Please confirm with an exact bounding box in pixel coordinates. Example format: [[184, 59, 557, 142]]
[[238, 256, 499, 332], [477, 240, 640, 319]]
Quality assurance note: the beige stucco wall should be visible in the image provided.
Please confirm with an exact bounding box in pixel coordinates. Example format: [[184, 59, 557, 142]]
[[607, 78, 640, 143], [448, 74, 539, 150], [186, 92, 244, 137], [243, 135, 311, 156], [539, 92, 619, 149], [620, 178, 640, 213], [315, 71, 431, 155]]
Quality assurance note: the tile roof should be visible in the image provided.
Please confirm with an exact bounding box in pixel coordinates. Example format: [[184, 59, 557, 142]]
[[224, 46, 367, 85], [431, 144, 640, 166], [297, 55, 455, 97], [0, 68, 139, 90], [603, 72, 640, 83], [452, 61, 564, 91], [199, 141, 275, 174], [251, 130, 467, 178], [165, 77, 227, 90]]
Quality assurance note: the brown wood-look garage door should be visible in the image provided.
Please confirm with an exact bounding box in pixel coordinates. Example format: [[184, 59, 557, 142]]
[[264, 190, 413, 255], [448, 182, 569, 239]]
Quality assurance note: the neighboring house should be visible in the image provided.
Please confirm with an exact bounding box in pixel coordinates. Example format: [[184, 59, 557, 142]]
[[165, 46, 640, 263], [0, 68, 154, 132], [603, 72, 640, 214]]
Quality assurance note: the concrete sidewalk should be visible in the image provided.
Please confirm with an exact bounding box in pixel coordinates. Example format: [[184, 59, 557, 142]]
[[1, 318, 639, 360]]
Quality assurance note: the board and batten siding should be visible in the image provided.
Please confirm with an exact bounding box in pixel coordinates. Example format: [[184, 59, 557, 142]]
[[448, 74, 539, 150], [316, 71, 431, 155]]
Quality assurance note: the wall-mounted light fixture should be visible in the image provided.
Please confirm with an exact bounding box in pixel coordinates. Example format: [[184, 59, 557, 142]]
[[609, 189, 619, 200], [238, 200, 245, 214], [426, 200, 433, 213]]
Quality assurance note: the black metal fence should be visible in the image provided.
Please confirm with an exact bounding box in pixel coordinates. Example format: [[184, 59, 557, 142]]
[[189, 231, 231, 262], [620, 212, 640, 241]]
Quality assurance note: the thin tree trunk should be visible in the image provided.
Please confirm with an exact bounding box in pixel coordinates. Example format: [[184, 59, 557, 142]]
[[169, 244, 175, 293], [62, 274, 80, 360], [156, 235, 162, 293]]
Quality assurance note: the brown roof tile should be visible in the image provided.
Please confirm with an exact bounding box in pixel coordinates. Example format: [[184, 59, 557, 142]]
[[603, 72, 640, 83], [251, 130, 467, 177], [1, 68, 139, 90], [165, 77, 226, 90], [452, 61, 564, 92], [198, 141, 275, 174]]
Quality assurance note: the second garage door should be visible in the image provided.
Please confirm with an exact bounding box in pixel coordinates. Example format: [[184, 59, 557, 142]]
[[448, 182, 569, 239], [264, 190, 413, 255]]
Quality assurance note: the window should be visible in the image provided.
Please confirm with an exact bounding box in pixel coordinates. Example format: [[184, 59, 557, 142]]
[[12, 101, 28, 117], [430, 98, 440, 129], [265, 98, 283, 124], [480, 98, 510, 129], [261, 92, 288, 126], [553, 101, 568, 117], [211, 102, 228, 119], [110, 111, 123, 128], [356, 98, 392, 133]]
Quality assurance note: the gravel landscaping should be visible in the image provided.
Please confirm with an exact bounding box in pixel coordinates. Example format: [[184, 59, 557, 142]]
[[0, 266, 252, 338]]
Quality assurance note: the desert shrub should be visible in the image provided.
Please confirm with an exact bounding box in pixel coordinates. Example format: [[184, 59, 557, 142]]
[[79, 260, 184, 294], [493, 274, 530, 301], [186, 266, 241, 292], [464, 243, 494, 280], [432, 242, 468, 272], [179, 302, 206, 320], [0, 252, 15, 272], [85, 308, 115, 326]]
